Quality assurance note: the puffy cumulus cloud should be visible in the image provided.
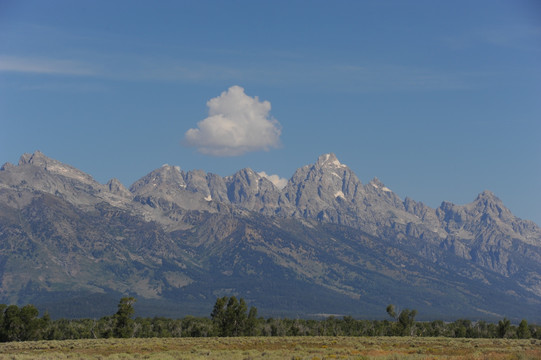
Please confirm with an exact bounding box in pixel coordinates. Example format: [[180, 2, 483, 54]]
[[184, 86, 281, 156], [258, 171, 288, 190]]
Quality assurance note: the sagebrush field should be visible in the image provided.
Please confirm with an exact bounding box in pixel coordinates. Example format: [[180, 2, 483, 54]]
[[0, 336, 540, 359]]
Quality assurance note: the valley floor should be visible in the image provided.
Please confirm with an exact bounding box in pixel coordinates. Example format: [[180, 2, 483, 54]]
[[0, 336, 539, 359]]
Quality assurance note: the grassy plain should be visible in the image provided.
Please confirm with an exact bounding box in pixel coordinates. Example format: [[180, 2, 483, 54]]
[[0, 336, 539, 359]]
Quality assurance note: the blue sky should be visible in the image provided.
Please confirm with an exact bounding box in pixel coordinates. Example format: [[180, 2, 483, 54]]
[[1, 0, 540, 224]]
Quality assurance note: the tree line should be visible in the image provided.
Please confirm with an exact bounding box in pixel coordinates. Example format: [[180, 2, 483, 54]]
[[1, 297, 540, 342]]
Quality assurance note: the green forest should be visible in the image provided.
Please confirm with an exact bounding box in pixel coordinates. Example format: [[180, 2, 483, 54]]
[[1, 297, 539, 342]]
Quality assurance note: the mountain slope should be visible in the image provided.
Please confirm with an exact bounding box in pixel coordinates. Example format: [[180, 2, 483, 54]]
[[0, 151, 540, 321]]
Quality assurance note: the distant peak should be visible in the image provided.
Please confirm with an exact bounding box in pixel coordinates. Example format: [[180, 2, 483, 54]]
[[107, 178, 130, 196], [369, 178, 392, 192], [478, 190, 495, 197], [155, 164, 182, 174], [107, 178, 123, 187], [13, 151, 96, 184], [0, 162, 15, 171], [475, 190, 501, 203], [369, 177, 384, 187], [316, 153, 347, 169], [230, 168, 258, 179], [242, 168, 257, 175], [18, 150, 48, 166]]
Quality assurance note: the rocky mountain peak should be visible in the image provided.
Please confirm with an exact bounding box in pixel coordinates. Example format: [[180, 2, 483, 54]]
[[225, 168, 260, 196], [0, 162, 15, 171], [363, 177, 405, 212], [316, 153, 347, 169], [129, 164, 186, 194], [403, 196, 439, 224], [226, 168, 279, 207], [18, 150, 65, 169], [16, 150, 95, 185], [280, 154, 365, 222], [475, 190, 499, 203], [106, 178, 131, 198], [472, 190, 504, 211], [368, 177, 391, 192], [231, 168, 260, 181], [184, 169, 209, 189], [470, 190, 514, 222], [18, 150, 47, 166]]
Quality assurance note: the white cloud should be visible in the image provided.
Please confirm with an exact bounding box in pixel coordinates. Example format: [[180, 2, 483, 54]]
[[184, 86, 281, 156], [258, 171, 288, 190]]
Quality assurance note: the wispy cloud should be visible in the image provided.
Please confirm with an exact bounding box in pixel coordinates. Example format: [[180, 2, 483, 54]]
[[130, 57, 476, 92], [0, 55, 96, 76], [443, 24, 541, 51], [0, 52, 484, 93], [331, 64, 474, 92]]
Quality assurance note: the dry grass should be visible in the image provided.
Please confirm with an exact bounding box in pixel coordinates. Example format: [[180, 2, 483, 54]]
[[0, 337, 539, 359]]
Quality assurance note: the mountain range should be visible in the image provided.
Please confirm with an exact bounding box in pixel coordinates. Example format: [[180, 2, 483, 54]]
[[0, 151, 540, 321]]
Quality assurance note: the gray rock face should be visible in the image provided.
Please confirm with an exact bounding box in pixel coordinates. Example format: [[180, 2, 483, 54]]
[[225, 168, 284, 214], [434, 191, 541, 291], [4, 150, 540, 252], [127, 153, 423, 232], [0, 151, 111, 208], [282, 153, 362, 220], [129, 165, 214, 216], [106, 178, 132, 198], [130, 152, 541, 299], [0, 162, 15, 171], [1, 150, 540, 319]]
